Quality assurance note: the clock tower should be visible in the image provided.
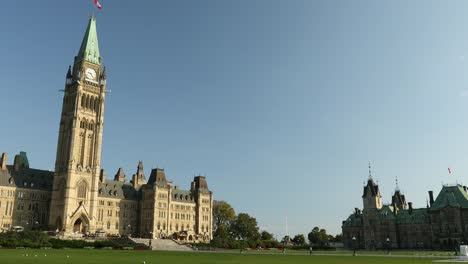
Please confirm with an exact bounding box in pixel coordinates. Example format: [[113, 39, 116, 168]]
[[49, 16, 107, 233]]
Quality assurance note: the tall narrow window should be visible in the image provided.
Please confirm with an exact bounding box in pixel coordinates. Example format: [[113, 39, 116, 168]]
[[77, 181, 87, 200]]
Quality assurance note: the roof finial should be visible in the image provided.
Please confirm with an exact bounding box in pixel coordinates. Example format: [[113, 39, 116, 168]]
[[368, 162, 373, 180], [395, 176, 400, 192]]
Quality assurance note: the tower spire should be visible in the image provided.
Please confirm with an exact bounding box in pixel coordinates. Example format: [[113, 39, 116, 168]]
[[395, 176, 400, 192], [75, 15, 100, 65], [368, 162, 373, 181]]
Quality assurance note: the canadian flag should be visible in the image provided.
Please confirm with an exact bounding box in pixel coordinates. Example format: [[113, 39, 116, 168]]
[[448, 167, 452, 174], [94, 0, 102, 10]]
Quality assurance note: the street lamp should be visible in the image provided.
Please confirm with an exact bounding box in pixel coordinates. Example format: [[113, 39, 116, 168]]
[[352, 236, 357, 256], [386, 237, 391, 255], [149, 232, 153, 249]]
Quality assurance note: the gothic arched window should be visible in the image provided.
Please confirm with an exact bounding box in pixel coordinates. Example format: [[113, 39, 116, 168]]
[[77, 181, 87, 199]]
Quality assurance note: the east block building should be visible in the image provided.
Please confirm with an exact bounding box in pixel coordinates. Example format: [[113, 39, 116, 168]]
[[342, 166, 468, 250], [0, 17, 213, 242]]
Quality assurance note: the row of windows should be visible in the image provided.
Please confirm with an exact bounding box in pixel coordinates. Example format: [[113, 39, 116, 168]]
[[157, 202, 167, 208], [158, 193, 168, 199], [79, 120, 95, 131], [158, 211, 166, 218], [0, 190, 15, 197], [202, 215, 209, 222], [81, 94, 99, 112], [0, 190, 49, 201], [174, 194, 194, 201], [202, 199, 210, 204], [172, 213, 195, 221], [172, 204, 195, 211]]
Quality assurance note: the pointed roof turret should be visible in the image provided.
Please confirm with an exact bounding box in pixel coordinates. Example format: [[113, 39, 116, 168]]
[[66, 65, 72, 78], [114, 167, 126, 182], [75, 16, 100, 65]]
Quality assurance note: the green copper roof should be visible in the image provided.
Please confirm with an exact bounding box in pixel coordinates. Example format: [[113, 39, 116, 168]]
[[76, 16, 100, 65], [396, 209, 430, 224], [431, 185, 468, 210]]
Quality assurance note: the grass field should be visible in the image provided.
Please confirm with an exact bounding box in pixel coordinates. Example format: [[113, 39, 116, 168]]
[[0, 249, 458, 264]]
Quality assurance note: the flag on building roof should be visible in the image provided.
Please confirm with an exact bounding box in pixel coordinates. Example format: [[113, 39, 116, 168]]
[[448, 167, 452, 174], [94, 0, 102, 10]]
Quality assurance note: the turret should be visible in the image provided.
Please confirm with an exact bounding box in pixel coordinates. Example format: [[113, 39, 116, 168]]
[[66, 65, 72, 85], [391, 177, 407, 210], [100, 66, 107, 86], [114, 167, 126, 182], [362, 163, 382, 210], [13, 151, 29, 171], [132, 161, 145, 189], [147, 168, 167, 187]]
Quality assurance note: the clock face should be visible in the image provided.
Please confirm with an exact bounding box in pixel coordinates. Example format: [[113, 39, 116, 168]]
[[85, 68, 96, 80]]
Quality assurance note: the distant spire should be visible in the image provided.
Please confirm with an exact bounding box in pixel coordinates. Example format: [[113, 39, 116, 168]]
[[395, 176, 400, 192], [368, 162, 373, 181]]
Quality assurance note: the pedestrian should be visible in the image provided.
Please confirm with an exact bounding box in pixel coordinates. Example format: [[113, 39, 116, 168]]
[[309, 246, 313, 255]]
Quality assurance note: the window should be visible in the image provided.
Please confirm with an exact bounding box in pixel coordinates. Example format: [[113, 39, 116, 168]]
[[107, 222, 110, 229], [77, 181, 87, 199]]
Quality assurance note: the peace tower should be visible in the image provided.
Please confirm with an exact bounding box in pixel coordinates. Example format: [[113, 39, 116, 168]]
[[48, 16, 107, 233]]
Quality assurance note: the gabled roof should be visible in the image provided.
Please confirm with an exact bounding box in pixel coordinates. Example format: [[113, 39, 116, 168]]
[[75, 16, 100, 65], [431, 185, 468, 210]]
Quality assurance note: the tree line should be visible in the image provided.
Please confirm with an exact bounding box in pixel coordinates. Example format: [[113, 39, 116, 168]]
[[210, 200, 342, 249]]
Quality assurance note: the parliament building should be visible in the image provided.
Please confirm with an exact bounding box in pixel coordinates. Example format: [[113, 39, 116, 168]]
[[0, 17, 213, 242], [342, 166, 468, 250]]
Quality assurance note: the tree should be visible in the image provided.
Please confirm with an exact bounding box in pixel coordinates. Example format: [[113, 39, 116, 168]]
[[308, 227, 320, 244], [230, 213, 260, 242], [260, 231, 274, 241], [308, 227, 328, 245], [212, 200, 235, 232], [292, 234, 306, 246], [281, 235, 291, 245], [334, 234, 343, 243]]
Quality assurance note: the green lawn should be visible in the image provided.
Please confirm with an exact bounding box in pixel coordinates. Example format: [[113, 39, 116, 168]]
[[0, 249, 457, 264]]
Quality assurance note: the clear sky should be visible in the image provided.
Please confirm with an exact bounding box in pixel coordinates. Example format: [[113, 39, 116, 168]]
[[2, 0, 468, 238]]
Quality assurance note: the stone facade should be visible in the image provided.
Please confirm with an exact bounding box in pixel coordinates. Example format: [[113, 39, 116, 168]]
[[342, 166, 468, 250], [0, 16, 213, 242]]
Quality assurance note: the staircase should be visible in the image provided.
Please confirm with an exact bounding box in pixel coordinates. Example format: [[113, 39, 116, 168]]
[[131, 238, 193, 251]]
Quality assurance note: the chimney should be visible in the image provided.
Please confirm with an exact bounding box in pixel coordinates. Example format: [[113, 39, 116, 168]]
[[0, 153, 6, 171], [100, 169, 106, 183], [429, 191, 434, 207], [354, 208, 359, 215], [408, 202, 413, 214]]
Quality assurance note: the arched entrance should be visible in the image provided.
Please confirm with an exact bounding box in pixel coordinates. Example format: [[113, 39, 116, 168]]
[[72, 217, 89, 233]]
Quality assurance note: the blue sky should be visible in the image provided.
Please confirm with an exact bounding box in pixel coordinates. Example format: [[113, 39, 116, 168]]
[[2, 0, 468, 237]]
